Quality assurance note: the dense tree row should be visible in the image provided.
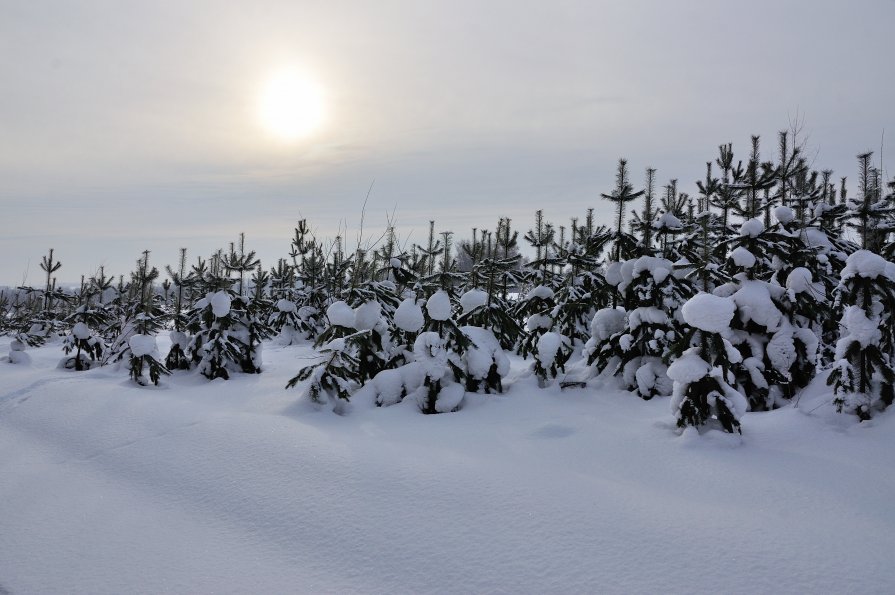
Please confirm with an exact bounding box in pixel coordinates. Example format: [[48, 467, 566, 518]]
[[4, 132, 895, 433]]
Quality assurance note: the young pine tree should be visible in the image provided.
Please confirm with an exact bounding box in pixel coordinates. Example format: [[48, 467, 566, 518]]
[[828, 250, 895, 420], [667, 293, 748, 434]]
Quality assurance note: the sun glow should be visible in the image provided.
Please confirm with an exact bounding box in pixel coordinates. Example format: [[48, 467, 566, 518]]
[[258, 69, 325, 141]]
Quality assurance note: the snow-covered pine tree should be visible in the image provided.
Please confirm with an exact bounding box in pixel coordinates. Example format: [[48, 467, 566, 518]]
[[457, 221, 523, 351], [7, 289, 46, 364], [677, 192, 729, 294], [286, 299, 401, 408], [592, 255, 693, 398], [125, 251, 170, 386], [412, 331, 466, 414], [828, 250, 895, 420], [514, 284, 557, 360], [531, 330, 572, 387], [549, 224, 612, 347], [231, 272, 274, 374], [654, 179, 688, 260], [719, 217, 818, 409], [0, 290, 11, 336], [23, 248, 71, 343], [461, 325, 510, 394], [61, 296, 107, 371], [412, 289, 470, 411], [186, 289, 244, 380], [668, 293, 747, 434], [165, 248, 193, 370], [844, 152, 895, 254], [269, 294, 306, 345]]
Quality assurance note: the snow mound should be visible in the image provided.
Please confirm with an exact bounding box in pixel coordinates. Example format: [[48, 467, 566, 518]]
[[654, 211, 682, 230], [681, 293, 734, 333], [842, 250, 887, 280], [731, 281, 783, 330], [590, 308, 625, 341], [628, 307, 667, 329], [729, 247, 756, 269], [326, 301, 355, 328], [667, 351, 711, 384], [276, 299, 297, 313], [394, 298, 424, 333], [786, 267, 813, 294], [604, 262, 623, 287], [354, 301, 381, 331], [525, 313, 552, 331], [535, 332, 563, 368], [631, 256, 672, 283], [837, 306, 881, 352], [462, 326, 510, 380], [459, 289, 488, 314], [72, 322, 91, 340], [525, 285, 554, 301], [128, 334, 157, 358], [426, 290, 452, 321], [740, 218, 764, 238], [774, 206, 795, 224], [210, 291, 231, 318]]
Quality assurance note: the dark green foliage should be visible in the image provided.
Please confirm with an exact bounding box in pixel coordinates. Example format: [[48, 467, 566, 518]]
[[601, 158, 645, 262]]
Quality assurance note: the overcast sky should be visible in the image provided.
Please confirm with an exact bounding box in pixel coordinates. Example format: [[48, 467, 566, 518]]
[[2, 0, 894, 284]]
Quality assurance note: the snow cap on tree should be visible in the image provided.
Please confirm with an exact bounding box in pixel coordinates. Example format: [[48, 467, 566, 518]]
[[354, 301, 382, 331], [326, 301, 356, 328], [841, 250, 887, 281], [210, 291, 231, 318], [459, 289, 488, 314], [739, 218, 764, 238], [426, 290, 452, 321], [681, 293, 734, 333], [394, 298, 425, 333]]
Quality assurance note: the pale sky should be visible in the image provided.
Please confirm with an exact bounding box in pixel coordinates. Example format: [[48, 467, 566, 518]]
[[2, 0, 894, 284]]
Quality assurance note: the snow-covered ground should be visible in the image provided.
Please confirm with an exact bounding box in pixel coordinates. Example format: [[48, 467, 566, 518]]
[[1, 334, 894, 594]]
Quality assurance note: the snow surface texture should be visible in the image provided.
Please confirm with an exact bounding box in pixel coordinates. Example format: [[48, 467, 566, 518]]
[[681, 293, 735, 333], [1, 335, 895, 594]]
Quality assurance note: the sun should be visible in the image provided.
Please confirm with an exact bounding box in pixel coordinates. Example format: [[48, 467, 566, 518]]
[[258, 69, 325, 141]]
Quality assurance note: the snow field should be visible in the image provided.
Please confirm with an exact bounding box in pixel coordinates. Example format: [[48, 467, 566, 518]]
[[2, 334, 895, 594]]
